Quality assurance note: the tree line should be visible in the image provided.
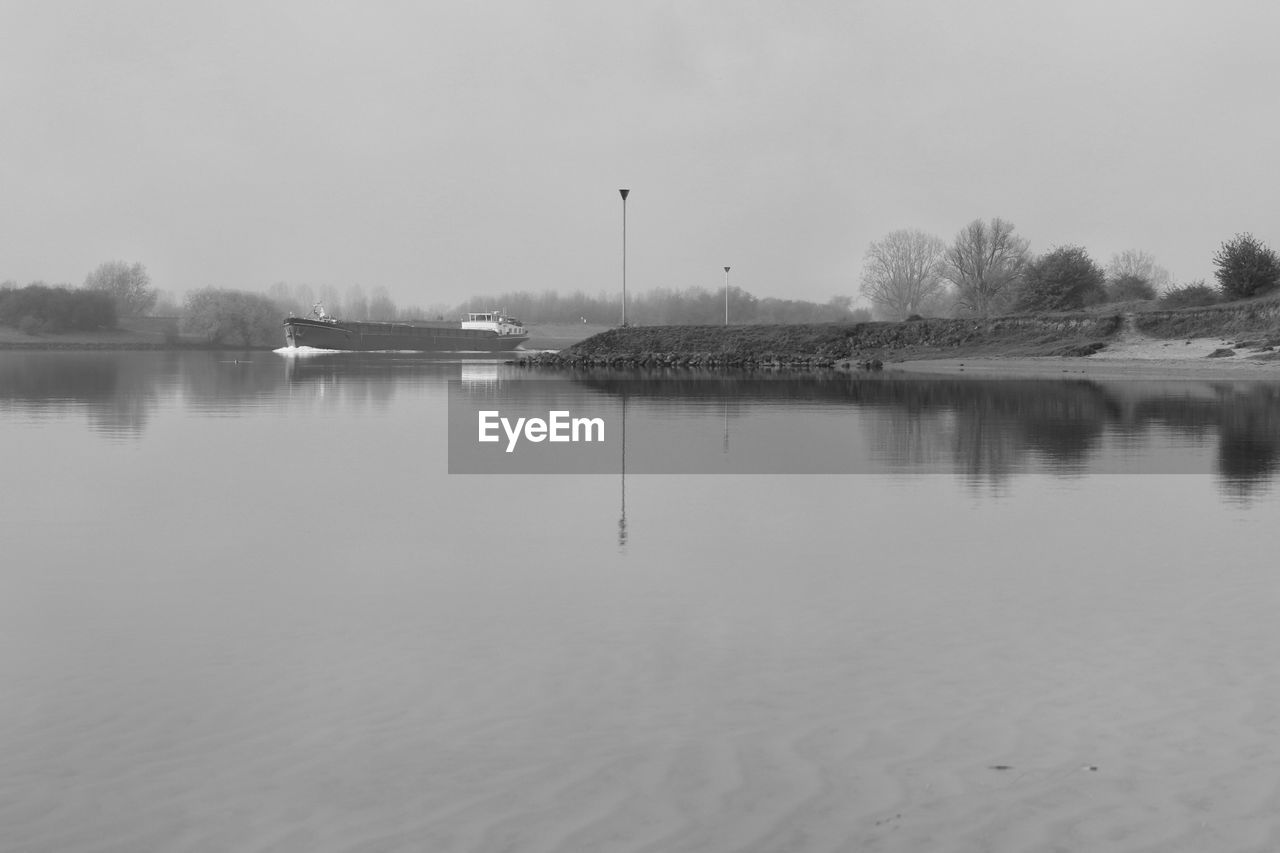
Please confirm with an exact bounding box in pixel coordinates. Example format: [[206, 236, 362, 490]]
[[452, 288, 870, 325], [3, 265, 872, 346], [859, 220, 1280, 320], [9, 231, 1279, 345], [0, 262, 281, 345], [0, 261, 156, 333]]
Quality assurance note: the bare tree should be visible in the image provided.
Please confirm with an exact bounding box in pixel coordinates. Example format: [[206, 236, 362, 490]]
[[942, 218, 1029, 318], [368, 286, 396, 319], [859, 229, 947, 319], [345, 284, 369, 320], [1106, 249, 1171, 292], [317, 284, 345, 318], [83, 260, 157, 316]]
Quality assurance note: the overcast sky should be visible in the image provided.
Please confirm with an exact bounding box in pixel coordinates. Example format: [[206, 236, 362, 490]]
[[3, 0, 1277, 309]]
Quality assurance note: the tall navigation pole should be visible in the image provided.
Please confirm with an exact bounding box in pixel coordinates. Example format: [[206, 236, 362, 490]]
[[619, 189, 630, 327]]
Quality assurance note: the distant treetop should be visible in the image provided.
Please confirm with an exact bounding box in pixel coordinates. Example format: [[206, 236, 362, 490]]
[[84, 261, 157, 316]]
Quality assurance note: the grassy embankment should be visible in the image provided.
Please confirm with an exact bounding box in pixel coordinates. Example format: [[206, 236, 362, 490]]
[[520, 298, 1280, 369], [0, 317, 195, 349], [1132, 300, 1280, 341]]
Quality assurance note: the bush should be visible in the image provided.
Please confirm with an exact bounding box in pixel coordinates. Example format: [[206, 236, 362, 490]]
[[182, 288, 286, 346], [1106, 274, 1157, 303], [0, 283, 117, 332], [1213, 233, 1280, 299], [1016, 245, 1107, 312], [1160, 281, 1220, 309]]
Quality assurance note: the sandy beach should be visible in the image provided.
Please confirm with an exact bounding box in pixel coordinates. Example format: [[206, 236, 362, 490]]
[[892, 334, 1280, 379]]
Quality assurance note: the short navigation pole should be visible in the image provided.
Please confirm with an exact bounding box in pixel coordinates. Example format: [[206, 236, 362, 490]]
[[724, 266, 731, 325], [619, 189, 630, 327]]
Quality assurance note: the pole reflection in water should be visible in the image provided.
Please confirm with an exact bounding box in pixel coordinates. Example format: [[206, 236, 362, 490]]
[[618, 391, 627, 549], [723, 397, 730, 454]]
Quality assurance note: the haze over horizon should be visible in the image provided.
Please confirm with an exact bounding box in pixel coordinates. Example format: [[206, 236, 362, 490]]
[[3, 0, 1277, 310]]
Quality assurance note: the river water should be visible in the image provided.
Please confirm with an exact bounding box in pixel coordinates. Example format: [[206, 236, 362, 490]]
[[3, 350, 1279, 852]]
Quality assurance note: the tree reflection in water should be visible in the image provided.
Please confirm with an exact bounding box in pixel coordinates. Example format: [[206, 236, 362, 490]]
[[4, 355, 1279, 499], [578, 373, 1280, 498]]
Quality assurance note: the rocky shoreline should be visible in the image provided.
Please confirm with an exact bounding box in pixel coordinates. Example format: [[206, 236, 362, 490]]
[[514, 314, 1124, 370], [517, 349, 877, 370]]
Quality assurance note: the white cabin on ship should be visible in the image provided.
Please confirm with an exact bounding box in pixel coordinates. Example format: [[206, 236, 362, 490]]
[[462, 312, 526, 337]]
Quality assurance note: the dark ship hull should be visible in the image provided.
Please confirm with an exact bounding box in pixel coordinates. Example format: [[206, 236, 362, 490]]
[[282, 317, 528, 352]]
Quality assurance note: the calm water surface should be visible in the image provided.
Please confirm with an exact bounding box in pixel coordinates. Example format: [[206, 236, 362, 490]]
[[2, 350, 1279, 852]]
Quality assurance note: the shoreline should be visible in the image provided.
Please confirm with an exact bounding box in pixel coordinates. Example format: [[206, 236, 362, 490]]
[[516, 311, 1280, 374], [516, 333, 1280, 376], [8, 317, 1280, 378]]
